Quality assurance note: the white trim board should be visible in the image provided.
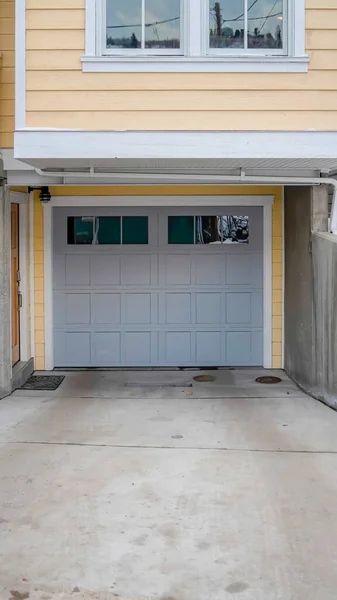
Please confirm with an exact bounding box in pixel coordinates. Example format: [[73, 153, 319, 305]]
[[43, 203, 54, 371], [263, 203, 273, 369], [10, 191, 29, 204], [15, 0, 26, 130], [14, 131, 337, 164], [51, 195, 274, 208], [29, 191, 35, 360], [282, 186, 285, 369], [43, 196, 274, 370], [81, 56, 309, 73]]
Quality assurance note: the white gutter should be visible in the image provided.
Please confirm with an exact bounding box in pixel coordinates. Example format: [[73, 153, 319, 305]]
[[33, 168, 337, 234]]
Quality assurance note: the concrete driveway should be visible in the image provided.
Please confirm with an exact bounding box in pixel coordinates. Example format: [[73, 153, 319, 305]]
[[2, 369, 337, 600]]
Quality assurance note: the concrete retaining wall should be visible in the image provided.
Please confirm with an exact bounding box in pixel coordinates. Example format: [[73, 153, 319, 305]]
[[284, 185, 337, 409], [311, 232, 337, 409]]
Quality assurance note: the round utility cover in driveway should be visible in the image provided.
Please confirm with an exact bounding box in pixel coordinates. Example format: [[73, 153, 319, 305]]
[[256, 376, 282, 384]]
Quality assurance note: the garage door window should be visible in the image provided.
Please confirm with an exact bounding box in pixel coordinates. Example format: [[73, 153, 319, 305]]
[[168, 216, 194, 244], [67, 216, 149, 245], [168, 215, 249, 244], [122, 216, 148, 244]]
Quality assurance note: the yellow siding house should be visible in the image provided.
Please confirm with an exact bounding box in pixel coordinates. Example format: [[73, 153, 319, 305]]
[[1, 0, 337, 388]]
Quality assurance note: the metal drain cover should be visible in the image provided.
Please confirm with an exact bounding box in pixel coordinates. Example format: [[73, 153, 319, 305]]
[[193, 375, 216, 383], [256, 376, 282, 384]]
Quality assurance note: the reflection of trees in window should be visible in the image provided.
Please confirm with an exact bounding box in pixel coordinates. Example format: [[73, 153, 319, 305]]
[[106, 0, 180, 50], [196, 216, 249, 244], [196, 216, 221, 244], [209, 0, 283, 50], [221, 216, 249, 244]]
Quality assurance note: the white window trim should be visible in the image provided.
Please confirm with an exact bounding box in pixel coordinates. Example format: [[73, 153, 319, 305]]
[[82, 0, 308, 73]]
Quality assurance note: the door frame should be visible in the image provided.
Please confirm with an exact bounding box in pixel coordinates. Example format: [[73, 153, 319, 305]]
[[44, 195, 274, 370], [10, 192, 29, 366]]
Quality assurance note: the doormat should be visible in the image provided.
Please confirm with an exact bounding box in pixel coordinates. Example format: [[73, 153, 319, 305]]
[[21, 375, 65, 391]]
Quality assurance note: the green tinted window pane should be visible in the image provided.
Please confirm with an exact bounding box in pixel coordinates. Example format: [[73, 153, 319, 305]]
[[97, 217, 121, 244], [168, 216, 194, 244], [122, 216, 148, 244], [68, 217, 94, 245]]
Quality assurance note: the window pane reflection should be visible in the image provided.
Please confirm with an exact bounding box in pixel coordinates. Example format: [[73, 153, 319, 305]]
[[221, 216, 249, 244], [248, 0, 283, 49], [196, 216, 222, 244], [145, 0, 180, 49], [209, 0, 244, 49], [209, 0, 283, 50], [106, 0, 142, 49]]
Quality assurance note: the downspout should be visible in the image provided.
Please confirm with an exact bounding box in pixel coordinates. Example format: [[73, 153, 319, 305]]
[[33, 168, 337, 234]]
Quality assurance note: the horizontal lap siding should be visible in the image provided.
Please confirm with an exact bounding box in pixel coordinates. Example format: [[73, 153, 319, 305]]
[[0, 0, 14, 147], [21, 1, 337, 133]]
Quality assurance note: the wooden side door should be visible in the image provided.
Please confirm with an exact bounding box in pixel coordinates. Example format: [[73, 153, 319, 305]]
[[11, 204, 20, 366]]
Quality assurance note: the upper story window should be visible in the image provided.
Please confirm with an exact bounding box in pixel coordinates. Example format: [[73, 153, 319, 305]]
[[209, 0, 285, 54], [106, 0, 181, 54], [82, 0, 308, 72]]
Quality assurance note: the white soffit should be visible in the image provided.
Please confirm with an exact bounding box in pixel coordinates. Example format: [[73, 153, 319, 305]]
[[14, 130, 337, 166]]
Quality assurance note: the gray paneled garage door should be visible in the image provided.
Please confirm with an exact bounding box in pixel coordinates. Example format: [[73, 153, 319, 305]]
[[53, 207, 263, 367]]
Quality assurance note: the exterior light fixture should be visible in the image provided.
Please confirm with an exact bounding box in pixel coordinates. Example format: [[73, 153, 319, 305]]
[[28, 186, 51, 204], [39, 186, 51, 204]]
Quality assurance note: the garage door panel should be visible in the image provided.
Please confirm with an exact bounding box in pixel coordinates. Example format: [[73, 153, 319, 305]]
[[122, 255, 152, 286], [91, 255, 121, 286], [165, 331, 192, 365], [55, 331, 91, 367], [226, 331, 252, 365], [54, 292, 64, 327], [65, 293, 90, 325], [93, 332, 121, 366], [226, 254, 252, 286], [196, 293, 222, 324], [161, 255, 192, 286], [92, 293, 121, 325], [196, 331, 222, 363], [226, 293, 252, 325], [252, 330, 263, 364], [164, 293, 192, 325], [54, 292, 91, 326], [65, 255, 90, 286], [251, 293, 263, 328], [124, 332, 152, 364], [195, 255, 223, 285], [125, 293, 152, 325], [250, 254, 264, 288], [53, 255, 66, 287]]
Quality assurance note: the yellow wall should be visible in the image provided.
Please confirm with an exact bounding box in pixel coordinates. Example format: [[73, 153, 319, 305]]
[[33, 185, 283, 370], [23, 0, 337, 132], [0, 0, 15, 148]]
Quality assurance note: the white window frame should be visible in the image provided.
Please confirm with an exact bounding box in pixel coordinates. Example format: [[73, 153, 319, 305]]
[[84, 0, 309, 73], [100, 0, 184, 56], [205, 0, 288, 57]]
